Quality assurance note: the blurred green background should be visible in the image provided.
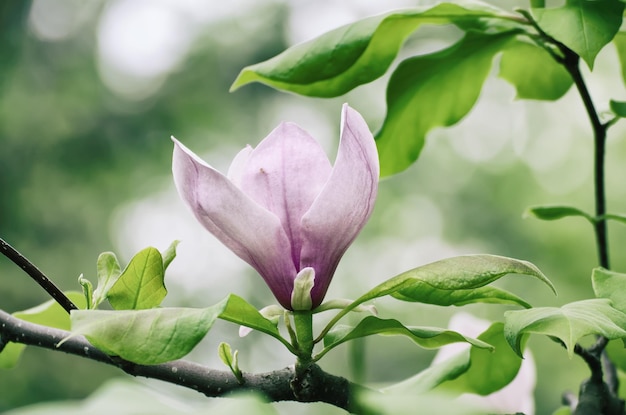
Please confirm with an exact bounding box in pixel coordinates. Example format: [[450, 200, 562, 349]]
[[2, 0, 626, 414]]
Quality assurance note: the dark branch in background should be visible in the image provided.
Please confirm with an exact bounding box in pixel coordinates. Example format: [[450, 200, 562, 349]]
[[0, 309, 370, 412], [0, 238, 78, 313]]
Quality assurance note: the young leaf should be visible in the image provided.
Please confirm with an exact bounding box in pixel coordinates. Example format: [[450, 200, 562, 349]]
[[499, 39, 573, 100], [532, 0, 624, 68], [161, 240, 180, 271], [377, 31, 515, 176], [78, 274, 93, 310], [92, 251, 122, 308], [504, 299, 626, 357], [391, 282, 532, 308], [439, 323, 523, 396], [218, 294, 293, 353], [0, 292, 87, 368], [218, 342, 243, 382], [107, 247, 166, 310], [321, 316, 493, 355], [69, 300, 227, 365], [231, 3, 520, 97], [524, 204, 594, 223], [592, 267, 626, 313]]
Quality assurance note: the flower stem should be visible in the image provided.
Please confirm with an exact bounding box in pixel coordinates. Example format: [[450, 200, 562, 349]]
[[292, 311, 314, 365]]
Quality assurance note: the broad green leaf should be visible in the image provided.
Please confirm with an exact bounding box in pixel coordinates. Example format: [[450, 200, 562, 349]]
[[218, 294, 292, 351], [610, 99, 626, 117], [391, 282, 532, 308], [231, 3, 520, 97], [532, 0, 624, 68], [324, 255, 554, 333], [70, 300, 227, 365], [92, 252, 122, 308], [504, 299, 626, 357], [377, 31, 515, 176], [161, 240, 179, 271], [382, 349, 471, 394], [524, 204, 594, 223], [439, 323, 523, 395], [499, 39, 573, 100], [0, 292, 86, 368], [322, 316, 492, 355], [107, 247, 166, 310], [592, 267, 626, 313], [614, 32, 626, 84]]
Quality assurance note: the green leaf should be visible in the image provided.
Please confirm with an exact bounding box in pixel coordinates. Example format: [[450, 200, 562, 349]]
[[605, 339, 626, 373], [107, 247, 167, 310], [524, 204, 594, 223], [592, 267, 626, 313], [218, 294, 292, 352], [504, 299, 626, 357], [439, 323, 523, 395], [610, 100, 626, 117], [92, 252, 122, 308], [382, 349, 471, 394], [231, 3, 520, 97], [218, 342, 242, 381], [532, 0, 624, 68], [0, 292, 87, 368], [161, 240, 180, 271], [323, 255, 554, 335], [322, 316, 492, 355], [377, 31, 515, 176], [614, 32, 626, 84], [391, 282, 532, 308], [499, 39, 573, 100], [78, 274, 93, 310], [69, 300, 227, 365]]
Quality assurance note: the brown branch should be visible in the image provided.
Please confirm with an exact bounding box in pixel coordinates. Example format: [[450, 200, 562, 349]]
[[0, 309, 371, 412]]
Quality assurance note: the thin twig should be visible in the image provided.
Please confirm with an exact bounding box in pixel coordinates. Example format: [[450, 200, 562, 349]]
[[0, 237, 78, 313]]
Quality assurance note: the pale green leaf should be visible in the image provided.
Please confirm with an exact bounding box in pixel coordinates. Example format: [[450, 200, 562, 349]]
[[377, 31, 515, 176], [161, 240, 180, 271], [107, 247, 167, 310], [217, 294, 292, 352], [592, 267, 626, 313], [322, 316, 492, 356], [532, 0, 624, 68], [70, 300, 226, 365], [439, 323, 523, 395], [524, 204, 594, 223], [231, 3, 520, 97], [499, 39, 573, 100], [391, 282, 532, 308], [504, 299, 626, 357], [0, 292, 86, 368], [92, 252, 122, 308]]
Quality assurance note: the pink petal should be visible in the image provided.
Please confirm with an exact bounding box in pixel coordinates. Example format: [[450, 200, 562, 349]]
[[300, 104, 379, 307], [236, 123, 332, 269], [172, 138, 296, 307]]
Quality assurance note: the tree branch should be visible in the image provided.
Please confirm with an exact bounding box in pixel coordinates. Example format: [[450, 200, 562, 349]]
[[0, 238, 78, 313], [0, 309, 370, 412]]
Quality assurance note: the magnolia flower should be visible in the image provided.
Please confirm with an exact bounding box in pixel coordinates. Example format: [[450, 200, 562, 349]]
[[172, 104, 379, 310]]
